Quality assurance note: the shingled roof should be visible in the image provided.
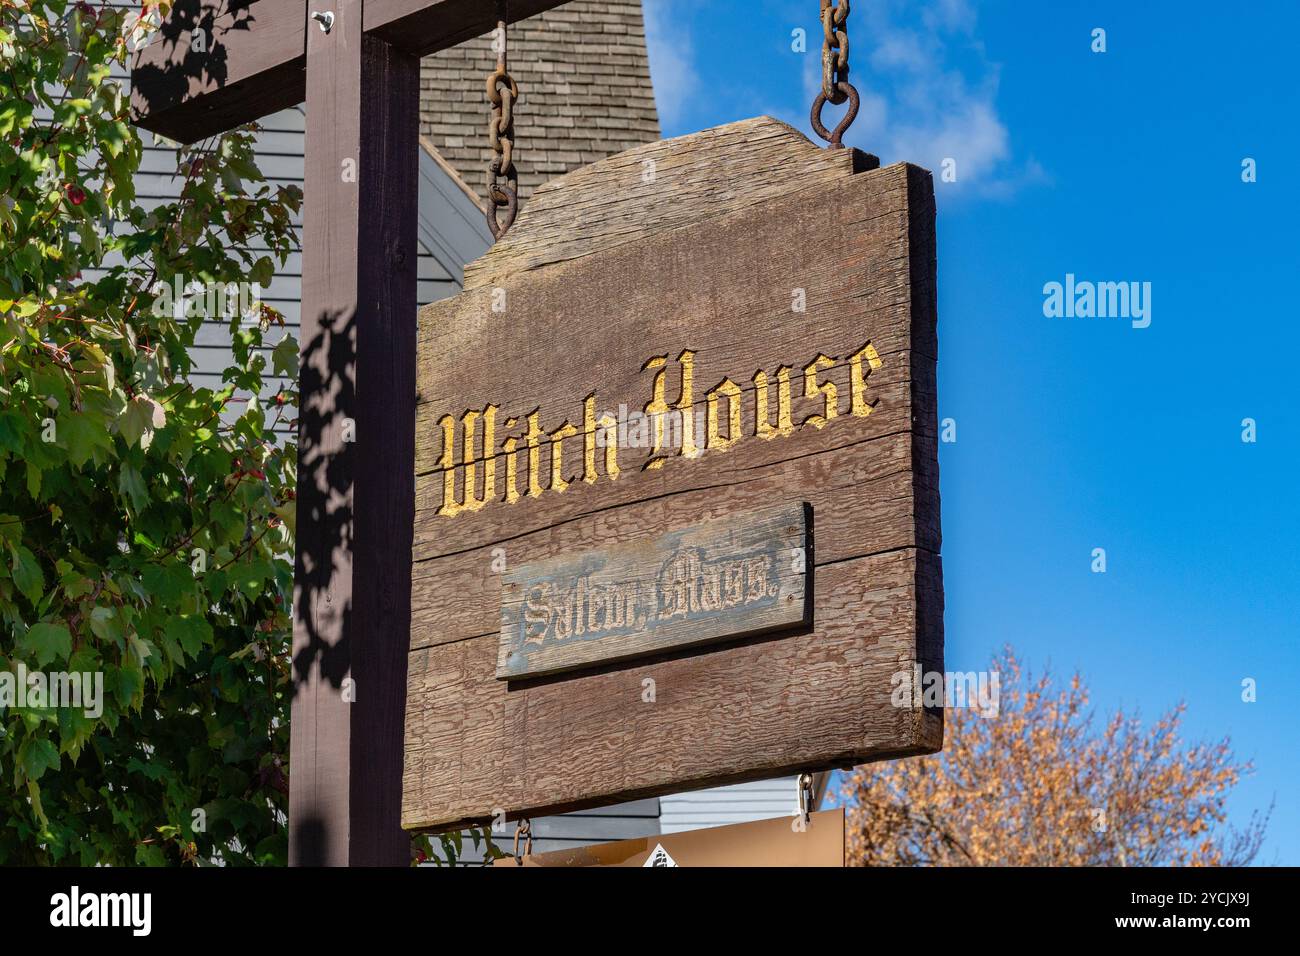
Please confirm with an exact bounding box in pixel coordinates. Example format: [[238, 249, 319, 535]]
[[418, 0, 660, 206]]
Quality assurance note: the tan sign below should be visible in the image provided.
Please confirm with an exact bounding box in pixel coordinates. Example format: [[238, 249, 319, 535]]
[[497, 502, 809, 680], [495, 808, 845, 867]]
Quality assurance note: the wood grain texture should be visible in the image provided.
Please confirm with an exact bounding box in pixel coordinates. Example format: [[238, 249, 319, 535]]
[[462, 116, 880, 289], [403, 121, 942, 832], [405, 549, 942, 831], [130, 0, 574, 143], [365, 0, 575, 57], [289, 4, 419, 866], [497, 502, 809, 680], [130, 0, 306, 143], [410, 433, 924, 652]]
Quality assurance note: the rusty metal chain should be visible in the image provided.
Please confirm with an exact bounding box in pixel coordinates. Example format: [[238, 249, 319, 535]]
[[811, 0, 859, 148], [513, 818, 532, 865], [486, 0, 519, 239]]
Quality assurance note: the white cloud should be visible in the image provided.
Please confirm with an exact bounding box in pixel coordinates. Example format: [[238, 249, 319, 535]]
[[645, 0, 1043, 199], [642, 0, 700, 129], [922, 0, 978, 33], [835, 0, 1041, 198]]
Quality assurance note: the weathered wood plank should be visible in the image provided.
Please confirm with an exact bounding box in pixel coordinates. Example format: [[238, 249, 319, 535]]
[[496, 502, 809, 680], [409, 434, 928, 652], [409, 161, 936, 569], [416, 150, 920, 473], [364, 0, 574, 57], [402, 548, 942, 831], [130, 0, 574, 143], [462, 116, 879, 289], [130, 0, 307, 143]]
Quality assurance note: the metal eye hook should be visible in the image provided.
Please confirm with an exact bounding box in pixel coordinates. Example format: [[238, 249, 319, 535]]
[[811, 81, 859, 148], [311, 11, 334, 34], [513, 818, 532, 865]]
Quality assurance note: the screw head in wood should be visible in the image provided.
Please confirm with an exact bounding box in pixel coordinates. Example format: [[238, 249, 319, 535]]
[[311, 11, 334, 33]]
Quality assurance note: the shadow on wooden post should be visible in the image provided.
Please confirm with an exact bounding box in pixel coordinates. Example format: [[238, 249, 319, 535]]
[[288, 8, 420, 867]]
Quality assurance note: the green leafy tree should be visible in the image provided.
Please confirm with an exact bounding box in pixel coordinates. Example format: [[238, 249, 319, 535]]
[[0, 0, 301, 864]]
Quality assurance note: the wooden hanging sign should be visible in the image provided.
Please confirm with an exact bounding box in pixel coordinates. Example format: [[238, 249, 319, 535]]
[[402, 116, 943, 833]]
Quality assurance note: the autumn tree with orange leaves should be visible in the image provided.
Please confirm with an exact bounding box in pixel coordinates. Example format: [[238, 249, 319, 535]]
[[842, 649, 1269, 866]]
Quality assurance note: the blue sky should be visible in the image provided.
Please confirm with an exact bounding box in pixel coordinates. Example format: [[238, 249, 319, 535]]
[[643, 0, 1299, 863]]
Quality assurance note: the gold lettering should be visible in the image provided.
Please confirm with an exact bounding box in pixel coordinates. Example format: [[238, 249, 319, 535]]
[[525, 410, 545, 498], [598, 413, 621, 481], [753, 366, 794, 440], [643, 355, 669, 470], [582, 393, 599, 484], [706, 377, 743, 451], [849, 341, 883, 416], [643, 350, 697, 469], [436, 339, 882, 519], [549, 421, 577, 493], [502, 417, 521, 504], [436, 404, 497, 516], [436, 415, 459, 514], [677, 349, 697, 459], [802, 354, 838, 429]]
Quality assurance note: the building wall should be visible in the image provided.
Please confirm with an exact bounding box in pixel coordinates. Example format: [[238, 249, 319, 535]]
[[659, 778, 804, 834], [106, 3, 478, 407], [448, 799, 662, 865], [419, 0, 660, 203]]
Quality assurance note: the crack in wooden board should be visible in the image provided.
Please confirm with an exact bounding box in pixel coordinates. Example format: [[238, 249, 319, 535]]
[[402, 548, 943, 831], [462, 116, 878, 288]]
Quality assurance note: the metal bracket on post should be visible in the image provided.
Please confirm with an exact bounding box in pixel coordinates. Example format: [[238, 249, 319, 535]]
[[797, 772, 815, 827]]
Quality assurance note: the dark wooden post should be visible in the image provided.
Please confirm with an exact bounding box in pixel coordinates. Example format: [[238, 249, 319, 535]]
[[289, 0, 420, 866]]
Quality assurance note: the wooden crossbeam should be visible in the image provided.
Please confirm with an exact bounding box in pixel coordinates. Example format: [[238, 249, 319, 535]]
[[131, 0, 571, 143]]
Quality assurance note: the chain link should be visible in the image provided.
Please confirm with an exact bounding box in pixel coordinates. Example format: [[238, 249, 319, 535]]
[[485, 1, 519, 239], [513, 818, 532, 865], [811, 0, 859, 148], [820, 0, 850, 102]]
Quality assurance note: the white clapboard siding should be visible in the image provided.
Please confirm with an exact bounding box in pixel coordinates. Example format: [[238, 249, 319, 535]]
[[659, 777, 805, 834], [97, 2, 491, 416], [416, 136, 491, 289], [439, 799, 662, 866]]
